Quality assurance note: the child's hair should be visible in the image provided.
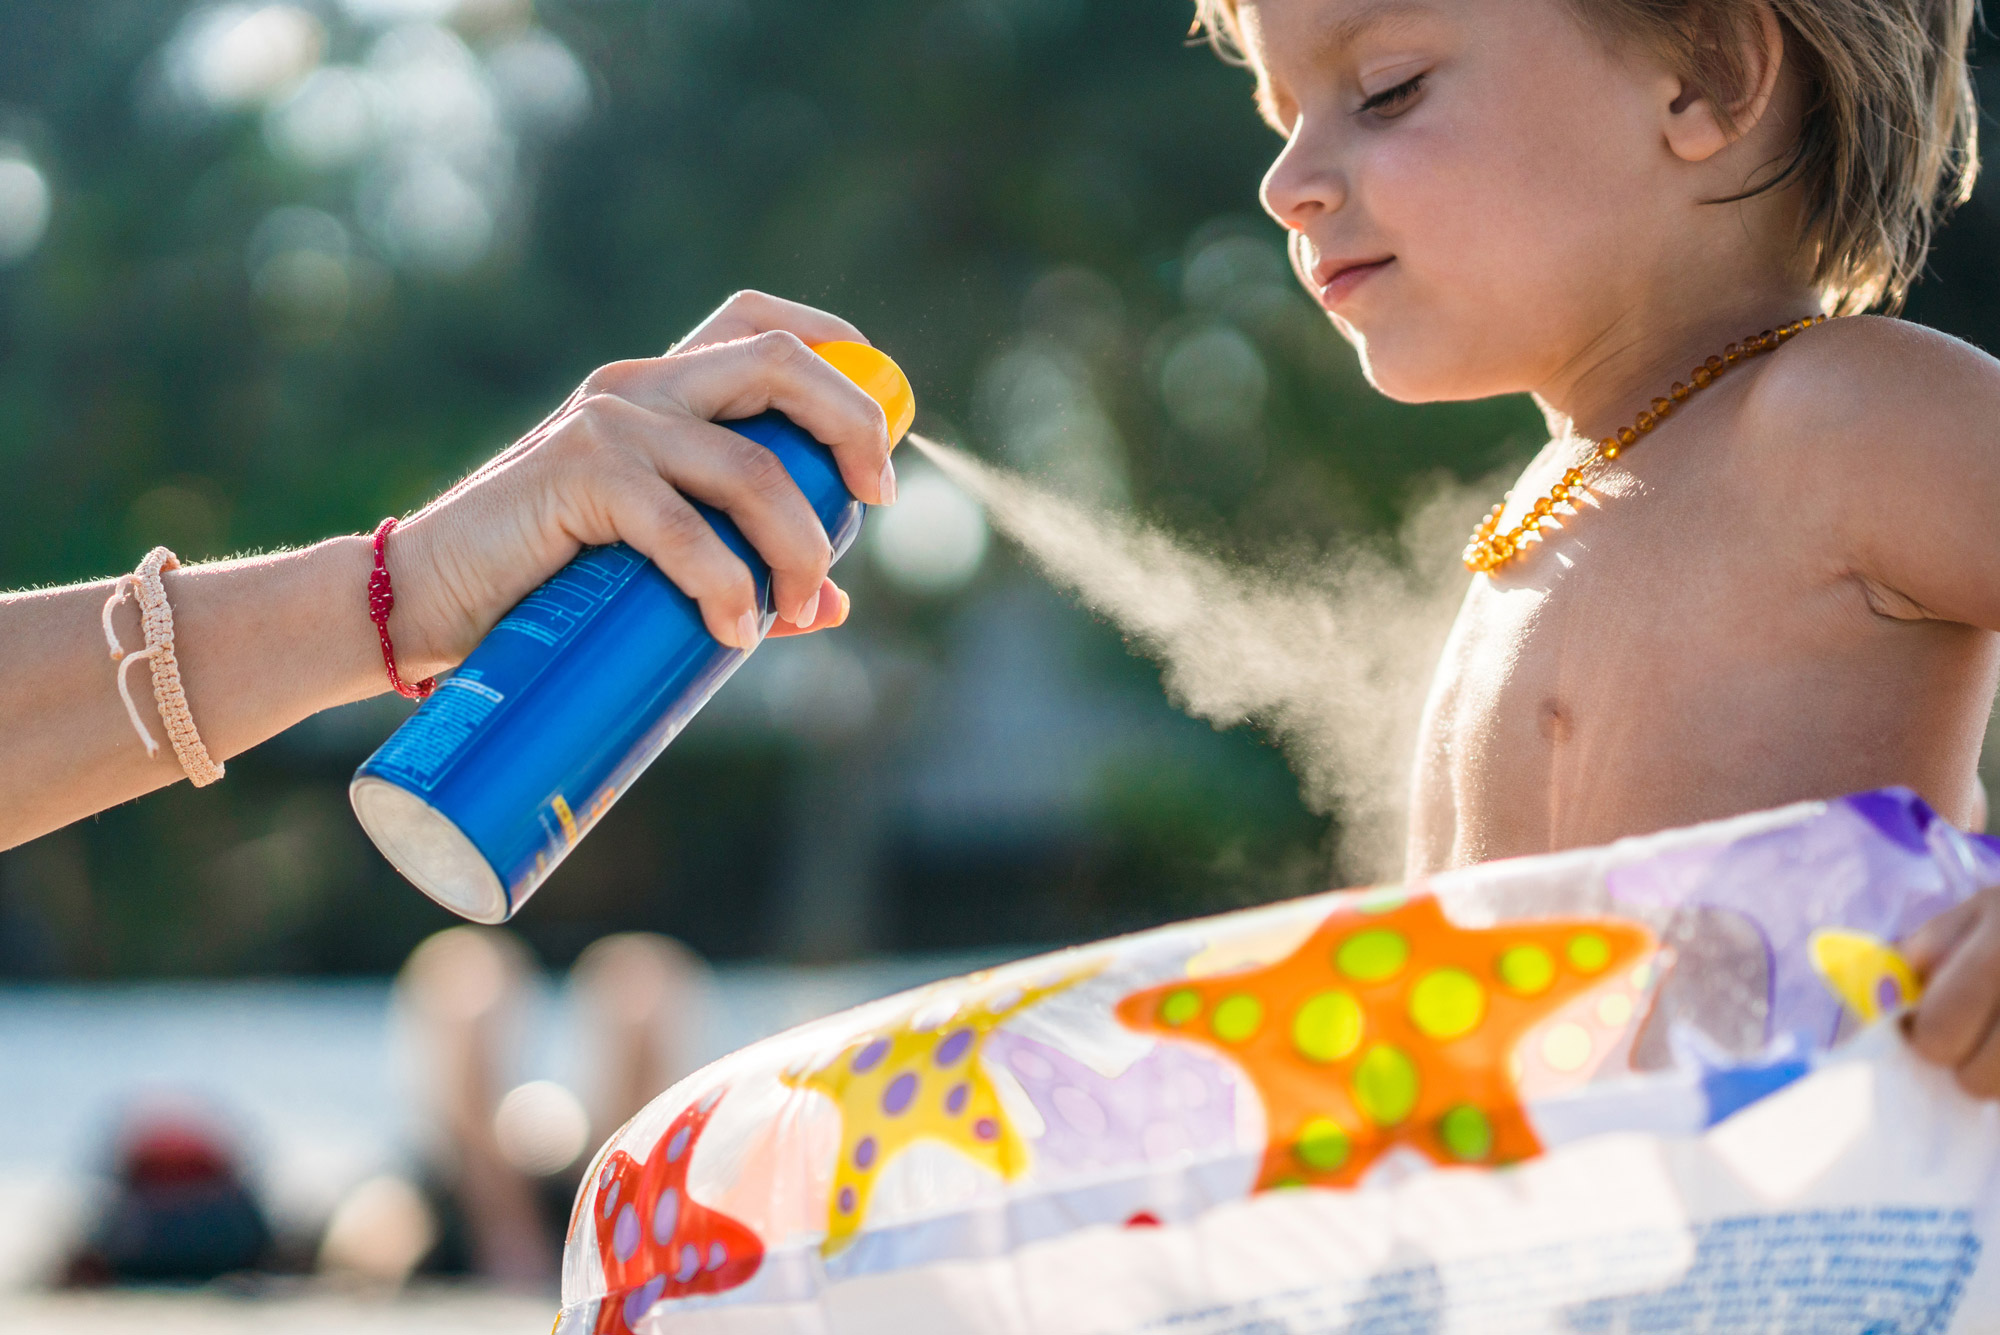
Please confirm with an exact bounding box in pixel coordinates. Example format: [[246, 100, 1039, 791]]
[[1193, 0, 1980, 313]]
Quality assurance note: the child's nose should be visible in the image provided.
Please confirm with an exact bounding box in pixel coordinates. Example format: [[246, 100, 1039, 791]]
[[1260, 123, 1348, 230]]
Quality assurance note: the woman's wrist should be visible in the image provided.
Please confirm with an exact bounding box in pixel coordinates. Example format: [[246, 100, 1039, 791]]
[[377, 510, 478, 682]]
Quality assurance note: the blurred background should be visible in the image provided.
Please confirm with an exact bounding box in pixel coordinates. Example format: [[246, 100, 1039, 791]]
[[0, 0, 1995, 1325]]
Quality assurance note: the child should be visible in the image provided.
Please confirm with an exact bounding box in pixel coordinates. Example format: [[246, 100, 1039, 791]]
[[1190, 0, 2000, 1092]]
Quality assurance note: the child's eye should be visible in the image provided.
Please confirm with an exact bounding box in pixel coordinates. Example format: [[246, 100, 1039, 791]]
[[1357, 72, 1426, 118]]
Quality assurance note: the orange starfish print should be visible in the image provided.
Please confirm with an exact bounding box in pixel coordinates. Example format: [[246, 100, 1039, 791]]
[[1117, 890, 1655, 1190]]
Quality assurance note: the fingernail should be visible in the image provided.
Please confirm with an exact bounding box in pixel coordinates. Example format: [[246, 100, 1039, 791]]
[[878, 459, 898, 506], [793, 588, 821, 628], [836, 587, 851, 622], [735, 611, 762, 651]]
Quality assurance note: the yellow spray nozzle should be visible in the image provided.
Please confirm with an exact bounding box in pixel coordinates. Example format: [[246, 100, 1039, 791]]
[[812, 340, 916, 447]]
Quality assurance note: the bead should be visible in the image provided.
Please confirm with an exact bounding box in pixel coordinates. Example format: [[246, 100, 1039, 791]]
[[1463, 318, 1833, 572]]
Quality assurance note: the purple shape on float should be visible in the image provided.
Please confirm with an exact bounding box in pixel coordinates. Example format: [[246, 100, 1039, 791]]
[[985, 1031, 1238, 1173], [935, 1028, 974, 1067], [1846, 788, 1935, 853], [623, 1275, 666, 1330], [882, 1072, 918, 1116], [1606, 787, 1983, 1048], [613, 1203, 640, 1263]]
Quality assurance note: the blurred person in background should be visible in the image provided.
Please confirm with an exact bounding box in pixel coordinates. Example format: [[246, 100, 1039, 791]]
[[381, 928, 707, 1289]]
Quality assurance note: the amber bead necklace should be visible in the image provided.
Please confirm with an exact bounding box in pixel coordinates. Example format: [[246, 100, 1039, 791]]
[[1463, 313, 1830, 574]]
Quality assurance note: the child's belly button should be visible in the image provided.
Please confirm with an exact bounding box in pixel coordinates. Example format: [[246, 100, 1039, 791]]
[[1536, 697, 1573, 744]]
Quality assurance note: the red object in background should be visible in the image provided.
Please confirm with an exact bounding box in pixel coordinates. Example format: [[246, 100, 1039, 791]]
[[65, 1104, 272, 1285], [591, 1087, 763, 1333], [120, 1120, 235, 1188]]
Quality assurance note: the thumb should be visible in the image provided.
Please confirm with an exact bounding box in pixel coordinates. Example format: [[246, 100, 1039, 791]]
[[1901, 895, 1984, 981]]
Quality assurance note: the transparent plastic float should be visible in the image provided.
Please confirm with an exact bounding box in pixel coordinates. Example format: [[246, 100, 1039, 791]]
[[557, 788, 2000, 1334]]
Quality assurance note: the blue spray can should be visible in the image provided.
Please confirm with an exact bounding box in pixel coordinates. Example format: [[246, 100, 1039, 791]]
[[350, 342, 915, 923]]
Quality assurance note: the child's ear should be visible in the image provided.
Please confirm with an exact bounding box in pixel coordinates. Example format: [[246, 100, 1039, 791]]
[[1661, 4, 1786, 165]]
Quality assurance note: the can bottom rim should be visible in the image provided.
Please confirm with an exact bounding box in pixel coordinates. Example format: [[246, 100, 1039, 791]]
[[350, 776, 510, 923]]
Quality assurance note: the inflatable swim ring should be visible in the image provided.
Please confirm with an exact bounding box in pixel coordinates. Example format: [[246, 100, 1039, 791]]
[[556, 788, 2000, 1333]]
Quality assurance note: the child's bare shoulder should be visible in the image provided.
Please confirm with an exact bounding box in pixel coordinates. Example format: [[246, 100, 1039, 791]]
[[1739, 315, 2000, 627], [1741, 315, 2000, 475]]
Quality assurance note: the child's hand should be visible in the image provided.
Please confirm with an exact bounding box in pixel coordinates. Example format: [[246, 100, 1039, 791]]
[[387, 292, 896, 672], [1901, 885, 2000, 1097]]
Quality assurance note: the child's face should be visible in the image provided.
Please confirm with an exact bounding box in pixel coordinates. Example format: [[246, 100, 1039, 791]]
[[1243, 0, 1686, 402]]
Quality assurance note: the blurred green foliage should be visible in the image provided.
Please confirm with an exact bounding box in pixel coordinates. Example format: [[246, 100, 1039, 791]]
[[0, 0, 1994, 978]]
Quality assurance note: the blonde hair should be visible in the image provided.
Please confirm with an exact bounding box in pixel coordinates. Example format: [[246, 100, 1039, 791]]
[[1192, 0, 1980, 312]]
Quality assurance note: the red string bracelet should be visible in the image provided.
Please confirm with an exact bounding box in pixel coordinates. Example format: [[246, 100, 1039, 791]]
[[369, 517, 437, 702]]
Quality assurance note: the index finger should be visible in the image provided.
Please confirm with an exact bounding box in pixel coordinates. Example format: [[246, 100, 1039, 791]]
[[1902, 895, 1983, 980], [606, 332, 902, 506], [670, 290, 869, 355], [1906, 908, 2000, 1066]]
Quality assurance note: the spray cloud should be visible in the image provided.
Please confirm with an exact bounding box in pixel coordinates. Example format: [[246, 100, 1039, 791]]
[[909, 434, 1487, 883]]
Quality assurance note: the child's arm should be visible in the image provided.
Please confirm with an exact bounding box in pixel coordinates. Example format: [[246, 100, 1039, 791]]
[[1761, 316, 2000, 635], [0, 292, 892, 849], [1755, 316, 2000, 1095]]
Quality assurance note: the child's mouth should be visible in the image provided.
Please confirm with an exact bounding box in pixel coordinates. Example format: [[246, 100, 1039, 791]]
[[1315, 257, 1394, 307]]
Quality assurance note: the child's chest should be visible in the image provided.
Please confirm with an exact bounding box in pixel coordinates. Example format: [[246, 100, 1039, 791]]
[[1409, 441, 1962, 869]]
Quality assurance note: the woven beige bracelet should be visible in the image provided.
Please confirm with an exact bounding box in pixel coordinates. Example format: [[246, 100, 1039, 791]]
[[101, 546, 225, 787]]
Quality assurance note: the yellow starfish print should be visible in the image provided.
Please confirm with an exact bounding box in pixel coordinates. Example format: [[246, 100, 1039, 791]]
[[785, 971, 1081, 1253]]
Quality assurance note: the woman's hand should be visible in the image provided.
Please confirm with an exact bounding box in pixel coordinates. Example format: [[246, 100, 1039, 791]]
[[1902, 883, 2000, 1097], [387, 291, 898, 674]]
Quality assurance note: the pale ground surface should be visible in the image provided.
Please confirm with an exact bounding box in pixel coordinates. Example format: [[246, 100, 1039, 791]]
[[0, 1286, 555, 1334]]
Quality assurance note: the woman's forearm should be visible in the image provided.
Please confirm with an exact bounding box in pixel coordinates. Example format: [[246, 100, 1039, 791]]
[[0, 293, 898, 852], [0, 536, 402, 848]]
